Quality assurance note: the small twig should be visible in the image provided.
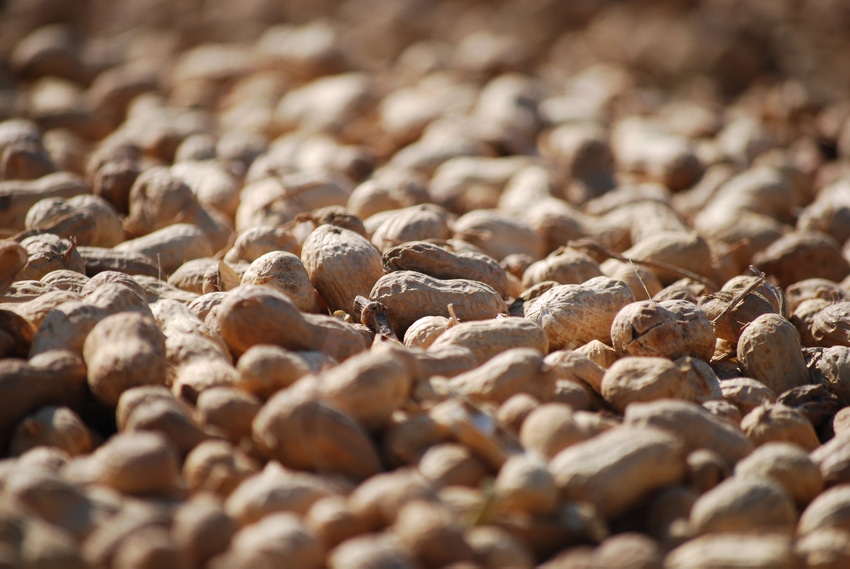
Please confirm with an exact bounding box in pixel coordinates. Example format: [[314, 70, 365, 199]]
[[750, 265, 786, 316], [570, 238, 718, 290], [627, 258, 653, 301]]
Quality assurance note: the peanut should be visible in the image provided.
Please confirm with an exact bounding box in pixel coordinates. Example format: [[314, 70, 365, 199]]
[[371, 271, 506, 336], [549, 426, 687, 519], [524, 276, 635, 350]]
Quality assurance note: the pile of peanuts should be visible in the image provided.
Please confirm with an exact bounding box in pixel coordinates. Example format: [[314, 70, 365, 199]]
[[3, 0, 850, 567]]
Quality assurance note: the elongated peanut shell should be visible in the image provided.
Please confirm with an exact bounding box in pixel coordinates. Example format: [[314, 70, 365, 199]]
[[252, 385, 382, 481], [371, 270, 506, 336], [624, 399, 753, 465], [383, 240, 508, 298], [689, 476, 797, 536], [549, 426, 687, 519], [429, 317, 547, 364], [664, 534, 797, 569], [524, 276, 634, 351], [217, 285, 366, 360]]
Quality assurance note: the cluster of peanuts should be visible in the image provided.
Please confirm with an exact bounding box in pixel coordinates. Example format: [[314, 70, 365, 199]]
[[3, 0, 850, 567]]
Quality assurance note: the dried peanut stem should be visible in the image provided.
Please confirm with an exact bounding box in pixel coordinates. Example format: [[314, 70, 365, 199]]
[[353, 295, 399, 342], [570, 238, 718, 289]]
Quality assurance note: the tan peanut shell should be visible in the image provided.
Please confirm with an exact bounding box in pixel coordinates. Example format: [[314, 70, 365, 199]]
[[548, 426, 687, 519], [115, 223, 214, 275], [235, 344, 313, 399], [624, 399, 753, 465], [698, 288, 777, 344], [620, 231, 713, 286], [241, 251, 323, 313], [720, 377, 774, 415], [347, 466, 436, 529], [812, 301, 850, 347], [734, 442, 823, 507], [740, 403, 820, 451], [753, 230, 850, 288], [383, 240, 509, 298], [810, 345, 850, 401], [217, 284, 366, 361], [521, 247, 602, 289], [464, 526, 534, 569], [214, 512, 324, 569], [810, 433, 850, 487], [737, 313, 810, 395], [150, 299, 238, 400], [172, 494, 236, 567], [0, 171, 89, 231], [166, 257, 218, 294], [574, 339, 619, 369], [301, 224, 383, 315], [493, 452, 558, 515], [371, 270, 506, 336], [543, 349, 606, 395], [327, 534, 414, 569], [0, 240, 27, 293], [688, 476, 797, 536], [599, 258, 663, 301], [798, 484, 850, 536], [428, 317, 547, 364], [223, 225, 301, 265], [601, 357, 701, 413], [524, 276, 634, 350], [417, 442, 487, 488], [392, 500, 476, 568], [370, 204, 453, 252], [794, 528, 850, 569], [403, 315, 450, 349], [452, 208, 546, 261], [448, 347, 555, 404], [252, 384, 382, 481], [519, 403, 593, 458], [91, 431, 181, 496], [18, 233, 85, 281], [8, 405, 93, 457], [314, 348, 414, 430], [82, 312, 168, 406], [610, 299, 715, 361], [183, 439, 260, 496], [195, 387, 260, 444], [224, 461, 338, 525], [664, 533, 798, 569]]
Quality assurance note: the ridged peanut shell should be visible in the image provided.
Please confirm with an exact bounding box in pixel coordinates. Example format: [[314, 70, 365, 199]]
[[524, 276, 634, 351], [737, 313, 810, 395], [383, 240, 508, 298], [241, 251, 323, 313], [301, 224, 383, 315], [610, 299, 715, 361], [370, 270, 506, 336]]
